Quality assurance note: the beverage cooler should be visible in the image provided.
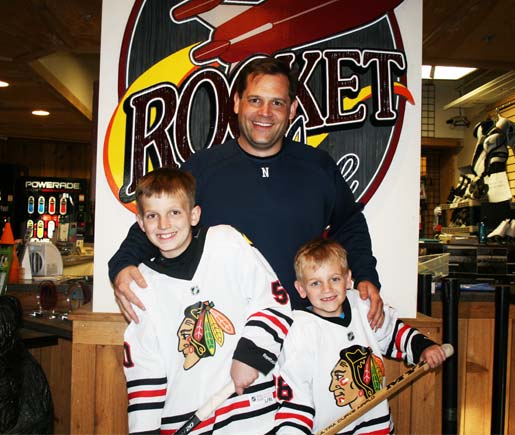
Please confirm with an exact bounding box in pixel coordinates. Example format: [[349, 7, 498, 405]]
[[15, 177, 89, 242]]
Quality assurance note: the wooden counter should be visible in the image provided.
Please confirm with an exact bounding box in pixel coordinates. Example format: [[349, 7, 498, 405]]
[[66, 309, 128, 434], [16, 288, 514, 435], [22, 315, 72, 434], [431, 298, 515, 435]]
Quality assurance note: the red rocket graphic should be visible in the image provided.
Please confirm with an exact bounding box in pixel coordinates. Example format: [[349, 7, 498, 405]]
[[171, 0, 404, 64], [173, 0, 223, 19]]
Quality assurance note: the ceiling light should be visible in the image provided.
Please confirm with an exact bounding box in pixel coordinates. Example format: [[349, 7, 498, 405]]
[[0, 80, 9, 87], [32, 110, 50, 116], [421, 65, 433, 80], [421, 65, 476, 80]]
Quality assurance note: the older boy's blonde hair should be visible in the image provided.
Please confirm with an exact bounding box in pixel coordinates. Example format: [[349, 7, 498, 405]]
[[135, 167, 196, 215], [294, 238, 349, 282]]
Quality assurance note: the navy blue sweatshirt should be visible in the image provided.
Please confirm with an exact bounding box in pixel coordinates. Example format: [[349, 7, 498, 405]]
[[108, 138, 380, 309]]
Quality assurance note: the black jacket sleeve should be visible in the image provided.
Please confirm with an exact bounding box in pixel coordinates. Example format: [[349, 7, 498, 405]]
[[326, 160, 380, 290], [107, 222, 159, 283]]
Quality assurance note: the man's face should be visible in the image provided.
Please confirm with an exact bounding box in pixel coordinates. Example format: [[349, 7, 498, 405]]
[[234, 73, 298, 157], [136, 192, 200, 258]]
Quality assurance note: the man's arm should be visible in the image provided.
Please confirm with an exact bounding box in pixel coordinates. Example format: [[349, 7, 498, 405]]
[[108, 222, 157, 281], [109, 222, 159, 322], [327, 160, 384, 328], [356, 280, 383, 329]]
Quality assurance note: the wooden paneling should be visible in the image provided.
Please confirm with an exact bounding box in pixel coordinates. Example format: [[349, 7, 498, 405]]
[[73, 319, 126, 345], [69, 310, 128, 435], [461, 319, 494, 435], [29, 338, 72, 434], [0, 137, 92, 178], [508, 322, 515, 435], [95, 346, 128, 434], [421, 138, 463, 149], [0, 0, 99, 143], [432, 300, 515, 435], [70, 343, 96, 435]]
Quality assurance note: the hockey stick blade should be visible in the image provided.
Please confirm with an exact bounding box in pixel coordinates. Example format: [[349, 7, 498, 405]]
[[316, 343, 454, 435], [174, 381, 236, 435]]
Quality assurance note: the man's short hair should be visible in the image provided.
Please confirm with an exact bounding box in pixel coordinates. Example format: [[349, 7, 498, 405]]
[[234, 56, 298, 103], [294, 238, 349, 282], [135, 167, 196, 215]]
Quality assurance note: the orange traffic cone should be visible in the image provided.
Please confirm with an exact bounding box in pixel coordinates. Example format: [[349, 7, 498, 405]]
[[0, 222, 15, 244]]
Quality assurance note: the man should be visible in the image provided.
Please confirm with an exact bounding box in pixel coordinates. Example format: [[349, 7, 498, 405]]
[[109, 56, 384, 327]]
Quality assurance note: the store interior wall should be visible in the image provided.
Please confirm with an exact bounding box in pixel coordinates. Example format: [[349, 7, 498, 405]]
[[0, 81, 478, 178], [0, 138, 92, 179], [1, 80, 514, 237], [421, 79, 515, 239]]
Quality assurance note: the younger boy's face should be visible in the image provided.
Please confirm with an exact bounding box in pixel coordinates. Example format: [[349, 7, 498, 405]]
[[136, 193, 200, 259], [295, 258, 352, 317]]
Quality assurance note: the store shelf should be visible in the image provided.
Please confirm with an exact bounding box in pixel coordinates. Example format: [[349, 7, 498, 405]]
[[441, 225, 478, 234], [440, 199, 481, 210]]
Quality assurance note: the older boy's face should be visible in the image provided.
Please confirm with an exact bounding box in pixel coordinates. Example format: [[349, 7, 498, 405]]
[[294, 258, 351, 317], [136, 193, 200, 258]]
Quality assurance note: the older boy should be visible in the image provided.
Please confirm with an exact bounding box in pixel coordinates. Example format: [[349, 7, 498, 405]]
[[274, 238, 447, 434], [123, 167, 292, 434]]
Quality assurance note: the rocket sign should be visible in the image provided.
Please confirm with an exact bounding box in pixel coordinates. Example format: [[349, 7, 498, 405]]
[[104, 0, 414, 214]]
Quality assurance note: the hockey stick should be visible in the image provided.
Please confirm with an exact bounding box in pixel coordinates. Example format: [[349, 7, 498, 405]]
[[316, 343, 454, 435], [174, 380, 236, 435]]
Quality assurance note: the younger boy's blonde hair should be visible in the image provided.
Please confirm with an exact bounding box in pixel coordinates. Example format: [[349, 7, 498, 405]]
[[294, 238, 349, 282], [135, 167, 196, 215]]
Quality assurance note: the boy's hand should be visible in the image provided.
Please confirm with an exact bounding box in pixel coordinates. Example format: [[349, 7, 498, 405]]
[[114, 265, 148, 323], [420, 344, 448, 369], [357, 280, 384, 329], [230, 360, 259, 395]]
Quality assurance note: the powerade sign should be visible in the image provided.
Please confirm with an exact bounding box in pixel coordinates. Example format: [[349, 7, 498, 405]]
[[25, 181, 82, 190], [103, 0, 415, 214]]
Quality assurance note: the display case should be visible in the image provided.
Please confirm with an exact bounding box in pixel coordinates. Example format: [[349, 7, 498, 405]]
[[419, 240, 515, 282]]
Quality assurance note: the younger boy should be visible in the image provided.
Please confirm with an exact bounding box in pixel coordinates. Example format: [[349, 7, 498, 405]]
[[122, 168, 292, 434], [274, 238, 447, 434]]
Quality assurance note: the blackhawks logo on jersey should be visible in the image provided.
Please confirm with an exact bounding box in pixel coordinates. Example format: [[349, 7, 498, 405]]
[[177, 300, 235, 370], [329, 345, 385, 408]]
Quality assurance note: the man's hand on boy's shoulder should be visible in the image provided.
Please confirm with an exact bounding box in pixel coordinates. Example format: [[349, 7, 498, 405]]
[[114, 265, 147, 323], [420, 344, 448, 369], [356, 280, 384, 329], [230, 360, 259, 395]]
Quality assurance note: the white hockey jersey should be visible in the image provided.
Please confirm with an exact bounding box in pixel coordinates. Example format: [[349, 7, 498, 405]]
[[123, 225, 292, 434], [274, 290, 435, 434]]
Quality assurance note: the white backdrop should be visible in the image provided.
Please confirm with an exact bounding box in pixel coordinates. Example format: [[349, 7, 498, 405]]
[[93, 0, 422, 318]]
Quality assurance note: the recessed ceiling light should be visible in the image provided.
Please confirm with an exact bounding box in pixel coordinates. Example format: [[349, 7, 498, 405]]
[[32, 110, 50, 116], [0, 80, 9, 87], [421, 65, 476, 80]]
